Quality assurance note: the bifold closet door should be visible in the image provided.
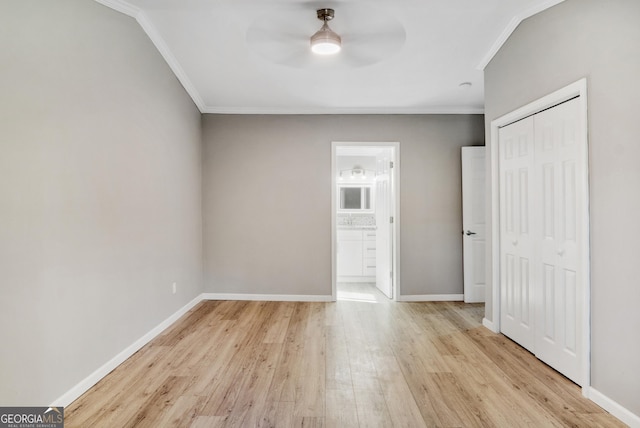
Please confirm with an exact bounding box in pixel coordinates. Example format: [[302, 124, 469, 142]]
[[499, 97, 585, 386], [499, 116, 536, 353], [532, 98, 584, 385]]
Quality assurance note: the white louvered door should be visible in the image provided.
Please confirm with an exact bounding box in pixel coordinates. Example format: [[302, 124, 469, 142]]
[[498, 97, 586, 385]]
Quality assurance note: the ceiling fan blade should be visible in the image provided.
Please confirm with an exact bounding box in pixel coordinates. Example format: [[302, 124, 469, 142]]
[[246, 27, 304, 46], [342, 30, 406, 47], [338, 27, 407, 66], [273, 48, 316, 68], [337, 50, 380, 68]]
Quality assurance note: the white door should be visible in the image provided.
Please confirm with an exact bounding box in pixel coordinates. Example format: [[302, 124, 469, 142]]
[[461, 147, 487, 303], [499, 117, 536, 352], [532, 98, 584, 385], [375, 150, 393, 298], [498, 97, 586, 385]]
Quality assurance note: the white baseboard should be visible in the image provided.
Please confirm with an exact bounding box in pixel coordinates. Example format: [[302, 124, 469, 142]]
[[482, 317, 499, 333], [588, 387, 640, 428], [202, 293, 333, 302], [397, 294, 464, 302], [54, 291, 639, 428], [51, 293, 204, 407], [51, 292, 333, 407]]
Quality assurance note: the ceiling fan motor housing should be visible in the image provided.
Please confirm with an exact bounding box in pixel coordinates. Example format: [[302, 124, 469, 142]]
[[317, 8, 335, 21]]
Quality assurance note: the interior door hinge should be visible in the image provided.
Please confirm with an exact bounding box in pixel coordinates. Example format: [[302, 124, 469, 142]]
[[390, 161, 394, 168], [390, 216, 394, 224]]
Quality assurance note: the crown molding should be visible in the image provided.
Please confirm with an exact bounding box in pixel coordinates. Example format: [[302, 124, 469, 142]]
[[476, 0, 565, 70], [94, 0, 139, 18], [94, 0, 206, 112], [95, 0, 491, 115], [200, 106, 485, 115], [135, 13, 206, 111]]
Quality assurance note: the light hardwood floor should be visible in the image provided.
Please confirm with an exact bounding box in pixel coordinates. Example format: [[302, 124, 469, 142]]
[[65, 283, 624, 427]]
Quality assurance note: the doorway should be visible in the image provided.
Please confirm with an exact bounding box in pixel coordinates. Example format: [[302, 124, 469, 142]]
[[331, 142, 400, 301]]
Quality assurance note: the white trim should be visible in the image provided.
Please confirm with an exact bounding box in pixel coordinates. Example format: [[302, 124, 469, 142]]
[[50, 291, 334, 406], [50, 284, 636, 428], [489, 78, 590, 392], [202, 293, 333, 302], [135, 13, 206, 111], [50, 293, 203, 407], [482, 317, 498, 333], [95, 0, 564, 115], [476, 0, 565, 70], [588, 387, 640, 428], [331, 145, 337, 302], [94, 0, 139, 17], [93, 0, 206, 112], [397, 294, 463, 302], [99, 0, 485, 115], [331, 142, 401, 302], [201, 106, 485, 115]]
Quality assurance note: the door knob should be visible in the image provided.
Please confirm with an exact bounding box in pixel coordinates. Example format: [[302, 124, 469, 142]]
[[465, 230, 476, 236], [557, 248, 565, 255]]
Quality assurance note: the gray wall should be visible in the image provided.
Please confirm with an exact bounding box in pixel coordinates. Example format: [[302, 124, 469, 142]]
[[202, 114, 484, 297], [0, 1, 203, 405], [484, 0, 640, 415]]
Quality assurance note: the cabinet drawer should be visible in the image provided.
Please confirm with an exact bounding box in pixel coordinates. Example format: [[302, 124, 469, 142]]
[[363, 267, 376, 276], [363, 257, 376, 276], [338, 230, 363, 241], [363, 230, 377, 241]]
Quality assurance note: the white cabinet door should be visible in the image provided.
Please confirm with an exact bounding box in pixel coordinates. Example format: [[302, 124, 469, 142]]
[[337, 231, 363, 277], [462, 146, 487, 303], [337, 240, 363, 276], [533, 98, 584, 385], [499, 116, 536, 353]]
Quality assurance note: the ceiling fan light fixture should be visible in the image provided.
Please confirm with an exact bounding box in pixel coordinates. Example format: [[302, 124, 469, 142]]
[[310, 8, 341, 55]]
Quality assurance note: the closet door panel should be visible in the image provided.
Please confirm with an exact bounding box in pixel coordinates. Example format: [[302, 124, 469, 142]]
[[533, 98, 583, 385], [499, 116, 535, 352]]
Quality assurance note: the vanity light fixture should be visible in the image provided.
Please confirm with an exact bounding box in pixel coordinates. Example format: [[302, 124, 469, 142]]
[[310, 8, 341, 55], [338, 166, 376, 180]]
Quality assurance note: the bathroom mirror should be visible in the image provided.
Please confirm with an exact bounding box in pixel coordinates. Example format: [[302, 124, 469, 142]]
[[338, 186, 373, 211]]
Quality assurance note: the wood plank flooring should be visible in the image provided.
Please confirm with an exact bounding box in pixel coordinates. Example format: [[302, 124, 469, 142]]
[[65, 283, 624, 427]]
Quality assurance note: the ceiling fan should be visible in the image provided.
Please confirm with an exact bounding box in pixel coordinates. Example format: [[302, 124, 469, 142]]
[[310, 8, 342, 55], [245, 4, 406, 69]]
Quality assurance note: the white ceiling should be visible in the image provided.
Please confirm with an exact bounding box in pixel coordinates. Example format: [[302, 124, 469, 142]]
[[96, 0, 563, 114]]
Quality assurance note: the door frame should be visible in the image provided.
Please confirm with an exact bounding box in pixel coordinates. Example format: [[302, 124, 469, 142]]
[[488, 78, 590, 394], [331, 142, 401, 301]]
